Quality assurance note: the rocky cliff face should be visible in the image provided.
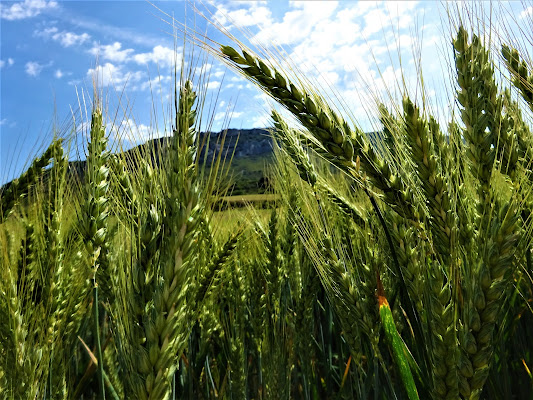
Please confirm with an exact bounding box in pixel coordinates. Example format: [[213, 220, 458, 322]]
[[197, 128, 273, 160], [127, 128, 274, 164]]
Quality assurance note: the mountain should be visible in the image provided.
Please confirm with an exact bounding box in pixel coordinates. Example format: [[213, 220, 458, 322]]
[[1, 128, 275, 196]]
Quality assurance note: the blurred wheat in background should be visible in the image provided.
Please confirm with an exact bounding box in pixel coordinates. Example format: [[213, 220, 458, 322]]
[[1, 2, 532, 399]]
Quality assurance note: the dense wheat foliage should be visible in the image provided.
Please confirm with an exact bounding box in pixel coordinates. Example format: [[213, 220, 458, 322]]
[[1, 4, 533, 400]]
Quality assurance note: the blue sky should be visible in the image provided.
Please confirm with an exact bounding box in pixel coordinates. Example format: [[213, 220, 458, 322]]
[[1, 0, 531, 184]]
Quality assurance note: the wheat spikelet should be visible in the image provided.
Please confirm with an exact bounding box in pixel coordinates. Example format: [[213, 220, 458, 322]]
[[81, 106, 111, 399], [467, 201, 520, 397], [0, 140, 61, 222], [196, 231, 240, 303], [454, 28, 502, 210], [402, 98, 456, 262], [502, 44, 533, 110], [133, 79, 207, 400]]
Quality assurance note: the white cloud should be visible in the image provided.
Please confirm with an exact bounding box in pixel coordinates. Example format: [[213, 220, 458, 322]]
[[137, 74, 172, 92], [1, 58, 14, 68], [215, 110, 243, 121], [89, 43, 178, 68], [59, 31, 90, 47], [54, 69, 63, 78], [195, 63, 213, 76], [35, 26, 90, 47], [207, 80, 221, 90], [87, 63, 144, 88], [129, 122, 155, 143], [252, 2, 339, 45], [110, 118, 165, 144], [133, 45, 178, 67], [249, 114, 270, 128], [75, 121, 92, 137], [25, 61, 45, 77], [89, 42, 134, 63], [361, 8, 389, 37], [0, 118, 16, 128], [213, 2, 272, 28], [1, 0, 57, 20], [67, 79, 82, 86], [321, 71, 340, 86], [520, 6, 532, 19]]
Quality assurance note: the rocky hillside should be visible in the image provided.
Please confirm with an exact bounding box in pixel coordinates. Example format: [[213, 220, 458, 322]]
[[1, 128, 275, 196]]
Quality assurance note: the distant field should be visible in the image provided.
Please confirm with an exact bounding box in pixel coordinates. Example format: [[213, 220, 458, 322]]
[[213, 195, 277, 239], [224, 154, 273, 195], [221, 193, 278, 203], [212, 207, 271, 239], [215, 193, 278, 211]]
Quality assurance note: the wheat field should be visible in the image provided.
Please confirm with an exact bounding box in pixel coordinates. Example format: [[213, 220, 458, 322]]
[[1, 4, 533, 400]]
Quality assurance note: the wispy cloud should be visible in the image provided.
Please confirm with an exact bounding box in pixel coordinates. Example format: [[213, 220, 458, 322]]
[[1, 0, 58, 20], [54, 69, 64, 78], [35, 26, 90, 47], [59, 7, 166, 48]]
